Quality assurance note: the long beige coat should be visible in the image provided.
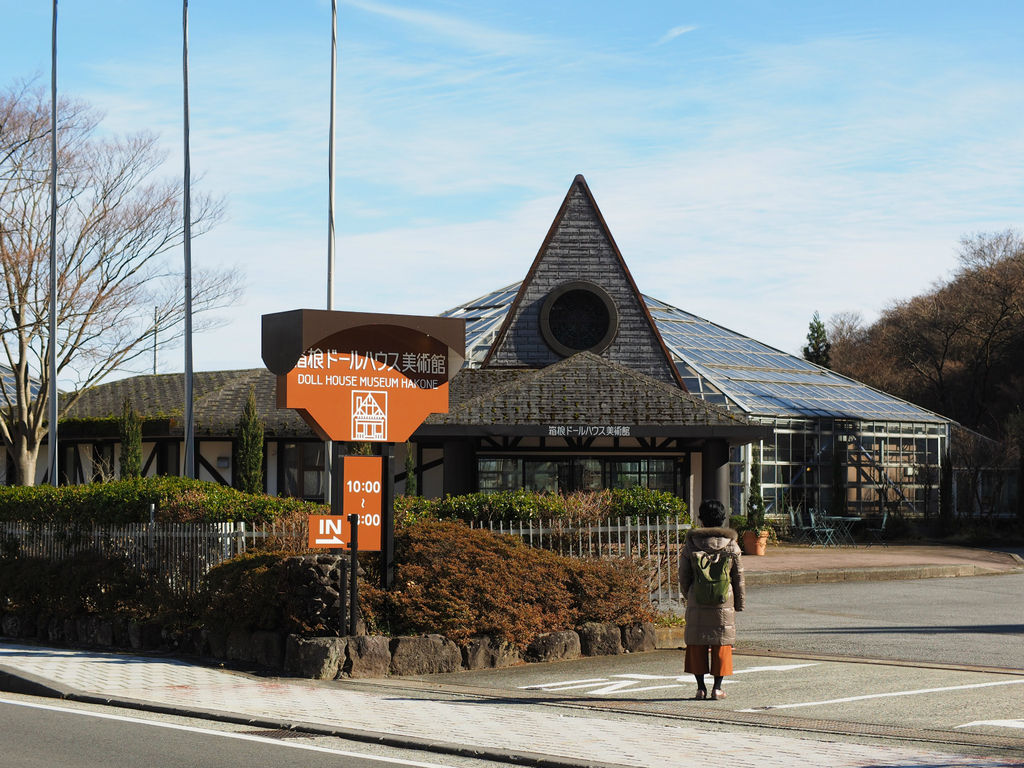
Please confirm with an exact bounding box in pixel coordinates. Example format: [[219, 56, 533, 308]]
[[678, 527, 745, 646]]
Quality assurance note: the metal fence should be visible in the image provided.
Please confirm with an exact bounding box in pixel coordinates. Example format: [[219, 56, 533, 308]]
[[0, 521, 308, 596], [471, 517, 690, 606], [1, 517, 690, 604]]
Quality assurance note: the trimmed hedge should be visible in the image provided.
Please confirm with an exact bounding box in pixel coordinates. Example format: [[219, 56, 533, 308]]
[[0, 477, 327, 524], [359, 519, 654, 646], [395, 487, 688, 526]]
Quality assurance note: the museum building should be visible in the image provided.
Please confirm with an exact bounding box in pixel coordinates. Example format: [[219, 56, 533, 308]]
[[11, 176, 952, 521]]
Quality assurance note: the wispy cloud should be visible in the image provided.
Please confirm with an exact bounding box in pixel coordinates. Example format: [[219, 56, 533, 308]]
[[343, 0, 549, 56], [655, 25, 697, 46]]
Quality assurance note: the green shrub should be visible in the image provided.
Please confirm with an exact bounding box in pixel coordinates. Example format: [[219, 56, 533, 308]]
[[202, 551, 299, 633], [0, 551, 153, 617], [393, 487, 687, 526], [0, 477, 326, 524], [360, 519, 654, 646]]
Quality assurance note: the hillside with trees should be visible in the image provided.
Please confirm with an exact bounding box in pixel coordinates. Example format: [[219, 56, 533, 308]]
[[827, 230, 1024, 442]]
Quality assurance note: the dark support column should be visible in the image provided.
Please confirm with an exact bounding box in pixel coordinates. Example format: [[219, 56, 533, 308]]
[[442, 439, 476, 497], [380, 443, 395, 590], [701, 439, 730, 511]]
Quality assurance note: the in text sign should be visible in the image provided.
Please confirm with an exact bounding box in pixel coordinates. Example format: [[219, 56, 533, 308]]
[[308, 456, 383, 551]]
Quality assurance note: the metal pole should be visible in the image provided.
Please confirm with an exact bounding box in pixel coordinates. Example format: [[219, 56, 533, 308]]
[[182, 0, 195, 479], [324, 0, 338, 505], [153, 306, 158, 375], [47, 0, 59, 486], [347, 512, 359, 636]]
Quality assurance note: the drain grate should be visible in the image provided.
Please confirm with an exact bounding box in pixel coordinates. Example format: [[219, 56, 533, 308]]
[[244, 729, 315, 740]]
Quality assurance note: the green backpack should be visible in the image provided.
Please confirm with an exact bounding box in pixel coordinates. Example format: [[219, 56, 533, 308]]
[[691, 551, 731, 605]]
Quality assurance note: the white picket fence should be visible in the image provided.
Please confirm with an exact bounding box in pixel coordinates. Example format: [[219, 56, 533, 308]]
[[471, 517, 691, 606], [1, 517, 690, 604]]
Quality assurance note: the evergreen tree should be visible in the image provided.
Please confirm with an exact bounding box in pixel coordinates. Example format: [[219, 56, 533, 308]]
[[118, 398, 142, 479], [746, 445, 766, 530], [236, 387, 265, 494], [802, 310, 832, 368]]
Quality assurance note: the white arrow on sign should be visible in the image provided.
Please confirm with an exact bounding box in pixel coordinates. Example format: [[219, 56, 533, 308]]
[[314, 536, 346, 546]]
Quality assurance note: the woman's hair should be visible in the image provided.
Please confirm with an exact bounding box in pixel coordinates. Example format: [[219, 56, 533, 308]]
[[698, 499, 727, 528]]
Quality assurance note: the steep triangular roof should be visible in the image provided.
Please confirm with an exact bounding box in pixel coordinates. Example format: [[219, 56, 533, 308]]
[[482, 175, 683, 387]]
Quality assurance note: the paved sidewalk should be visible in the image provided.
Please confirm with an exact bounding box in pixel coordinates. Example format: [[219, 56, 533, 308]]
[[2, 641, 1023, 768], [742, 543, 1023, 585]]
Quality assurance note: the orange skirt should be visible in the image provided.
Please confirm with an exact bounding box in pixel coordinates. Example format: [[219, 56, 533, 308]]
[[684, 644, 733, 676]]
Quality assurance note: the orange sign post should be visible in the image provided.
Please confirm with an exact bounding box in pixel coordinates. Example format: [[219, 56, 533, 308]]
[[262, 310, 465, 586], [307, 456, 384, 551]]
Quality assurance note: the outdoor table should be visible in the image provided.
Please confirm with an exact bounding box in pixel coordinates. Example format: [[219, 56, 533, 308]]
[[824, 516, 860, 546]]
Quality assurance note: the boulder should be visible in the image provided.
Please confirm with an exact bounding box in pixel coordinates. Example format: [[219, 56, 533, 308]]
[[620, 622, 657, 653], [461, 636, 521, 670], [284, 635, 345, 679], [578, 622, 623, 656], [94, 619, 115, 648], [251, 631, 284, 669], [389, 635, 462, 676], [226, 629, 255, 663], [343, 635, 391, 678], [525, 630, 581, 663], [1, 613, 21, 638]]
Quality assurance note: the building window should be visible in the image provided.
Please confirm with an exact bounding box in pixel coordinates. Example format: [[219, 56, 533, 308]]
[[478, 458, 521, 492], [156, 442, 180, 476], [476, 456, 679, 496], [281, 442, 325, 501]]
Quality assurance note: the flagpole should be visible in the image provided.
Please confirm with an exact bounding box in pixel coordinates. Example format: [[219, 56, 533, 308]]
[[324, 0, 338, 504], [182, 0, 195, 479], [47, 0, 59, 486]]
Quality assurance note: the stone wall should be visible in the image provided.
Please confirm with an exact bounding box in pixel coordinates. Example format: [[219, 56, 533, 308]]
[[0, 609, 658, 680]]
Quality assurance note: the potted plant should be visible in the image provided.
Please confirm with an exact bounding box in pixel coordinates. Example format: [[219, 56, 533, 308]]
[[740, 445, 771, 556]]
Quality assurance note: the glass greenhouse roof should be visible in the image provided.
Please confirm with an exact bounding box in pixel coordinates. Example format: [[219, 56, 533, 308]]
[[442, 284, 947, 424]]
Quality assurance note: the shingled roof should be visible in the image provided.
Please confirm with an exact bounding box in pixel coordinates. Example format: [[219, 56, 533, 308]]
[[62, 369, 315, 438], [420, 352, 769, 441]]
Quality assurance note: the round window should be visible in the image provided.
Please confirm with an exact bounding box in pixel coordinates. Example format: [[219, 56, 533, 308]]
[[540, 281, 618, 357]]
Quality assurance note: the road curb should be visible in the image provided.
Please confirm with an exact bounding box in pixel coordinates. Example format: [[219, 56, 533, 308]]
[[745, 563, 1020, 586]]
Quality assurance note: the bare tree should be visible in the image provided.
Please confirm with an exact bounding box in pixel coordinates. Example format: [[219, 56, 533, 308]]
[[0, 83, 240, 485], [829, 232, 1024, 438]]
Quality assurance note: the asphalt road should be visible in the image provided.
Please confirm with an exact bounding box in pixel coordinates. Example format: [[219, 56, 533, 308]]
[[0, 694, 512, 768], [740, 572, 1024, 668]]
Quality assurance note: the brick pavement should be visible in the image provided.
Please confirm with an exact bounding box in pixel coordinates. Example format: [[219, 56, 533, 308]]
[[2, 641, 1022, 768]]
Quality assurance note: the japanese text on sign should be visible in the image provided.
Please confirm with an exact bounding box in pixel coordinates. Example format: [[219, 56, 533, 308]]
[[547, 425, 632, 437]]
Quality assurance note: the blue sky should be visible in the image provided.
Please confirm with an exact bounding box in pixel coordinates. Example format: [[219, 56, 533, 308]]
[[3, 1, 1023, 382]]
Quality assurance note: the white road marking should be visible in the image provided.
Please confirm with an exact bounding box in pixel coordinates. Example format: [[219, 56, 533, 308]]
[[739, 679, 1024, 712], [519, 677, 607, 689], [732, 663, 818, 675], [956, 719, 1024, 731], [0, 696, 460, 767], [519, 664, 819, 696]]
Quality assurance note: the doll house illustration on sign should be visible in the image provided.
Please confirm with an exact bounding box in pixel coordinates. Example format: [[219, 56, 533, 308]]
[[352, 390, 388, 441]]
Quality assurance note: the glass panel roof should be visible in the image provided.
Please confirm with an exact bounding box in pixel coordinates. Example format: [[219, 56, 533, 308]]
[[442, 283, 947, 423]]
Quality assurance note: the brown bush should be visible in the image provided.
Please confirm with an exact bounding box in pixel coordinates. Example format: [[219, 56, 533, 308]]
[[361, 520, 653, 647]]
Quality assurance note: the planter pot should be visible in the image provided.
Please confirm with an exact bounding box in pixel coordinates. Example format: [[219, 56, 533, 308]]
[[741, 530, 769, 556]]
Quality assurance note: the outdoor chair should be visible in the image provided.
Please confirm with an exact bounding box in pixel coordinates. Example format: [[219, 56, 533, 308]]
[[807, 509, 837, 547], [865, 510, 889, 547], [787, 506, 813, 544]]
